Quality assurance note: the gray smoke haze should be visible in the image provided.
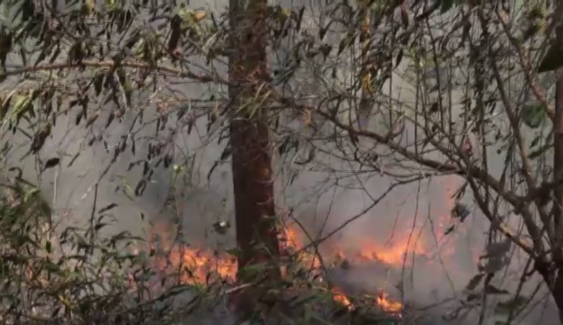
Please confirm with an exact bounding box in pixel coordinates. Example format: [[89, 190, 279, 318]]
[[0, 1, 559, 325]]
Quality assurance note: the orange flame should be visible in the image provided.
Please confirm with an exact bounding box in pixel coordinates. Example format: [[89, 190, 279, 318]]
[[355, 236, 429, 266], [331, 287, 354, 310], [135, 176, 467, 316], [280, 227, 321, 269], [157, 246, 237, 284], [138, 221, 419, 316], [376, 292, 403, 314]]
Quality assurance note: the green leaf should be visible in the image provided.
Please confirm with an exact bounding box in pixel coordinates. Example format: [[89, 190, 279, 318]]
[[0, 94, 11, 121], [93, 73, 104, 96], [495, 296, 528, 314], [338, 32, 356, 55], [226, 247, 241, 257], [485, 284, 510, 295], [440, 0, 456, 13], [530, 134, 541, 148], [11, 93, 34, 121], [43, 157, 61, 170], [521, 103, 546, 128], [529, 143, 551, 160]]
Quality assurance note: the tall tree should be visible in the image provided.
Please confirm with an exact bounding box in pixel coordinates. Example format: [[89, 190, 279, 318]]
[[228, 0, 281, 284]]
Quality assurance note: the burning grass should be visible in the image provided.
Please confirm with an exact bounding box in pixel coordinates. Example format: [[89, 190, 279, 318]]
[[127, 195, 477, 324], [135, 220, 419, 320], [0, 173, 466, 325]]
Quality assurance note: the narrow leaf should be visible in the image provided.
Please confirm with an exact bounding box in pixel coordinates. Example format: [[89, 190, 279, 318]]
[[43, 157, 60, 170], [521, 103, 546, 128]]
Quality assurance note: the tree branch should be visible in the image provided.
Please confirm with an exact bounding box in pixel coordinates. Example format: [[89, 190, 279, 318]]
[[0, 60, 222, 84]]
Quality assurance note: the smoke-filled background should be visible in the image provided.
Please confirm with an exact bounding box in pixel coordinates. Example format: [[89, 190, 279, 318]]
[[0, 0, 559, 325]]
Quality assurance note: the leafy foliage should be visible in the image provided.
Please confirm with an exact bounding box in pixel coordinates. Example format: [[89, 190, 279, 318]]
[[521, 103, 547, 128], [0, 175, 159, 323]]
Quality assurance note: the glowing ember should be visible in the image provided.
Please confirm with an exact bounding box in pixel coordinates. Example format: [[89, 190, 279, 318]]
[[280, 227, 321, 269], [331, 287, 354, 310]]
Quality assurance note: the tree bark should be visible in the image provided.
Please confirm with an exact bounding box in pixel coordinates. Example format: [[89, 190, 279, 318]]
[[228, 0, 281, 285], [552, 21, 563, 325]]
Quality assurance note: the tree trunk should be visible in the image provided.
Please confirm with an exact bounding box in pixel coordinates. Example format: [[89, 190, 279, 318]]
[[553, 21, 563, 324], [228, 0, 281, 285]]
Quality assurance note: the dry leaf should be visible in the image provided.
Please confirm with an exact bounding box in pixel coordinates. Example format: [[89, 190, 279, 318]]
[[194, 11, 207, 22], [303, 108, 312, 126]]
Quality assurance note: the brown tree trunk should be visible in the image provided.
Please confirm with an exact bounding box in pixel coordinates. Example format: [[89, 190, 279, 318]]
[[553, 19, 563, 323], [228, 0, 280, 286]]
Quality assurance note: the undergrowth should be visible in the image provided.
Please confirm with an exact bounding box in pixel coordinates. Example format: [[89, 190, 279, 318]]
[[0, 173, 405, 325]]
